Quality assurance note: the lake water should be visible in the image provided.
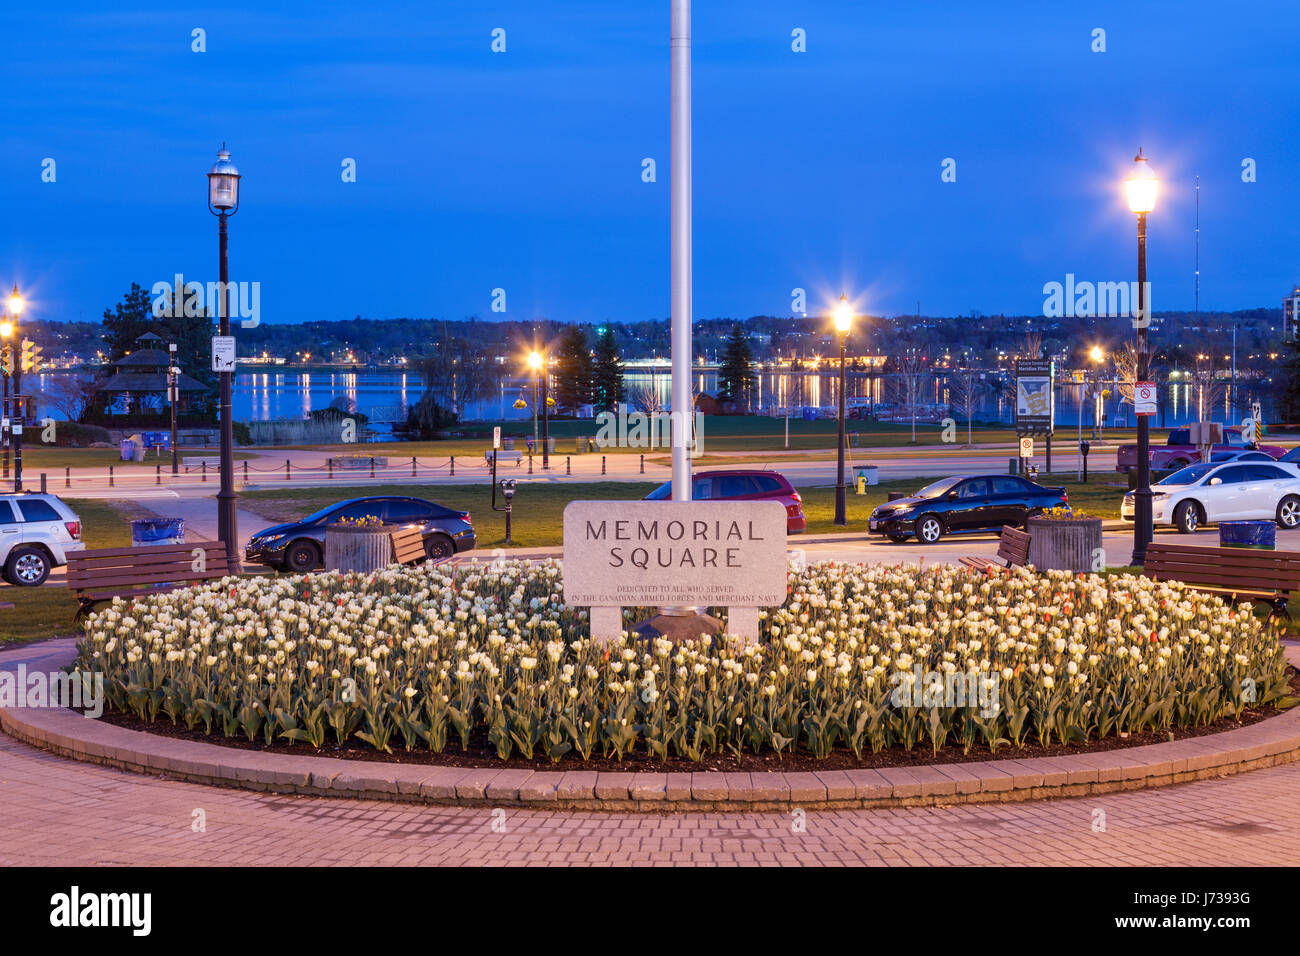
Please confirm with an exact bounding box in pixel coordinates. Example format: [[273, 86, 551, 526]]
[[32, 367, 1265, 430]]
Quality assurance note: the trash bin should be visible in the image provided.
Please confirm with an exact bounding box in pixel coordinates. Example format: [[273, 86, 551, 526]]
[[130, 518, 185, 547], [1220, 520, 1275, 550], [120, 439, 135, 461], [503, 436, 514, 451]]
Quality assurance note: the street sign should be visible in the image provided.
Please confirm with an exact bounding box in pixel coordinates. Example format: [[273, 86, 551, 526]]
[[211, 336, 236, 373], [1014, 359, 1054, 435], [1019, 436, 1034, 458], [493, 426, 501, 450], [1134, 381, 1156, 416]]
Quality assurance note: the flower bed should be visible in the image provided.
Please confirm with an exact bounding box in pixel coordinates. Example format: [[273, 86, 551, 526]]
[[77, 561, 1288, 762]]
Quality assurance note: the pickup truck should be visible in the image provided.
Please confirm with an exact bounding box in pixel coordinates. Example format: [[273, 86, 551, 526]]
[[1115, 426, 1285, 473]]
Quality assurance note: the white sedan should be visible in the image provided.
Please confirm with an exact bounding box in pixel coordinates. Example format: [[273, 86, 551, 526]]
[[1121, 460, 1300, 533]]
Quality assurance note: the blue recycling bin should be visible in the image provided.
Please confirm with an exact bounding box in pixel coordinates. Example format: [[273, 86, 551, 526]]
[[1219, 520, 1275, 550], [130, 518, 185, 547], [142, 431, 170, 450]]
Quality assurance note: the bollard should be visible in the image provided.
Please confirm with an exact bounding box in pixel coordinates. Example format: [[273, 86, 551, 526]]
[[109, 466, 115, 488], [243, 459, 249, 482], [156, 464, 161, 485], [640, 454, 644, 474], [566, 456, 571, 475], [202, 460, 207, 482], [529, 453, 534, 475], [411, 456, 417, 478], [65, 466, 70, 489], [328, 458, 334, 479], [40, 473, 46, 494], [450, 455, 455, 476], [602, 455, 606, 475], [286, 459, 291, 481], [370, 457, 376, 478]]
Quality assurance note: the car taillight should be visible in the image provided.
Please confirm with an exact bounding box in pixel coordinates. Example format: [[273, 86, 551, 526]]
[[1062, 492, 1068, 504], [461, 512, 472, 526], [65, 521, 81, 539], [791, 491, 802, 502], [787, 504, 801, 516]]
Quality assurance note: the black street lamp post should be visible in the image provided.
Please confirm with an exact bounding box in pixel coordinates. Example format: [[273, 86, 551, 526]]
[[832, 294, 853, 526], [1125, 150, 1157, 566], [9, 288, 24, 492], [169, 342, 179, 475], [208, 146, 241, 570]]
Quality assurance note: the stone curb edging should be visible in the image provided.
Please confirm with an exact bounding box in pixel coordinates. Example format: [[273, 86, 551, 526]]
[[3, 641, 1300, 811]]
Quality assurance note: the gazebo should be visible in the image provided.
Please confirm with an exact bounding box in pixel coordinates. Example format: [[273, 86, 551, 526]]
[[95, 333, 210, 421]]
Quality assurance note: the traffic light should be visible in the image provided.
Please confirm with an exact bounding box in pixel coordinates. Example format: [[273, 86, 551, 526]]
[[19, 339, 42, 373]]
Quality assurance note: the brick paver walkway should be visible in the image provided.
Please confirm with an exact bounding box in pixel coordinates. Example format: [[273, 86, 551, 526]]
[[2, 732, 1297, 865]]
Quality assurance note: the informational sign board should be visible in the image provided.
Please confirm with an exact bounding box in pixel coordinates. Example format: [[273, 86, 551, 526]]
[[562, 501, 787, 610], [1134, 381, 1156, 416], [211, 336, 237, 373], [1019, 436, 1034, 458], [1014, 360, 1054, 435], [493, 426, 501, 449]]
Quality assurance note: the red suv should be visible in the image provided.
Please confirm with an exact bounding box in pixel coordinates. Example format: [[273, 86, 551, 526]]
[[644, 469, 806, 534]]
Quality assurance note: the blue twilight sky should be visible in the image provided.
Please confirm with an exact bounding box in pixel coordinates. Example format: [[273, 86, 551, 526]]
[[1, 0, 1297, 328]]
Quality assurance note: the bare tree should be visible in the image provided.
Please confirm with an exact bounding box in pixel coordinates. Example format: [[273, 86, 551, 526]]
[[37, 374, 101, 423], [946, 367, 985, 446], [412, 340, 499, 416], [891, 351, 930, 443], [627, 383, 665, 415]]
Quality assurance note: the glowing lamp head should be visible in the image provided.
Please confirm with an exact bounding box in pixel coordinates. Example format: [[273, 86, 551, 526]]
[[1089, 346, 1104, 363], [7, 286, 23, 317], [0, 321, 12, 339], [528, 350, 543, 370], [207, 144, 241, 212], [1125, 149, 1158, 214], [833, 294, 853, 334]]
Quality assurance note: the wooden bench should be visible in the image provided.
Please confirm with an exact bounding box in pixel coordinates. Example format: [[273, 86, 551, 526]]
[[959, 526, 1031, 573], [390, 526, 428, 566], [1144, 542, 1300, 620], [67, 541, 233, 616]]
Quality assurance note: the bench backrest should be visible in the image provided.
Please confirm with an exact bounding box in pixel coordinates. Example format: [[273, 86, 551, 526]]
[[390, 526, 426, 566], [1145, 542, 1300, 594], [997, 526, 1031, 566], [66, 541, 232, 593]]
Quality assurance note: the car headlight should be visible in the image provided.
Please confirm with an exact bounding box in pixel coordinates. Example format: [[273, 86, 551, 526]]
[[1152, 493, 1169, 501], [258, 533, 287, 546]]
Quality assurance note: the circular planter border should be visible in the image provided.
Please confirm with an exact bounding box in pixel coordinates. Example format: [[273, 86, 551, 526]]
[[4, 639, 1299, 811]]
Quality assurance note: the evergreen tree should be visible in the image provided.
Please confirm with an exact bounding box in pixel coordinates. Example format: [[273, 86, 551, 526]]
[[717, 323, 757, 411], [592, 325, 624, 411], [551, 326, 594, 414], [101, 283, 154, 360]]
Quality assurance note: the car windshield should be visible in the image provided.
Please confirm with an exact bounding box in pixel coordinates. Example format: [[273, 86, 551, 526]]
[[1157, 463, 1215, 486], [299, 501, 364, 524], [914, 477, 963, 499], [644, 482, 672, 501]]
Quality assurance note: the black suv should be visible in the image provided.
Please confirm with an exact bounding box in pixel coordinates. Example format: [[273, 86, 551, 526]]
[[245, 496, 475, 572]]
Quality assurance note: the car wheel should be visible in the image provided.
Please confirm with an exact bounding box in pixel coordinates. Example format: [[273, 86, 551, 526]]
[[284, 539, 322, 573], [1020, 508, 1042, 531], [885, 532, 910, 543], [424, 534, 456, 561], [1173, 501, 1200, 534], [6, 547, 50, 587], [1278, 495, 1300, 529], [916, 515, 943, 544]]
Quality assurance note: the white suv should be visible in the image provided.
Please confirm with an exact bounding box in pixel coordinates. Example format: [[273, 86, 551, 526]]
[[0, 493, 85, 586]]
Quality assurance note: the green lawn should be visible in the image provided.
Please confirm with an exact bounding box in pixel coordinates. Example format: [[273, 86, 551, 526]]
[[15, 446, 256, 471]]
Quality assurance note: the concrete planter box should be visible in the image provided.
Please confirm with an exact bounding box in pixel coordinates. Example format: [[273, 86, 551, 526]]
[[1027, 516, 1104, 573], [325, 524, 396, 574]]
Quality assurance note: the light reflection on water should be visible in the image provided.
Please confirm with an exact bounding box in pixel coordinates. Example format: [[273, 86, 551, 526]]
[[32, 368, 1266, 428]]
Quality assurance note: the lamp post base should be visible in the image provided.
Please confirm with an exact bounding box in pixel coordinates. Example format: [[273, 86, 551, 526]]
[[633, 607, 723, 644]]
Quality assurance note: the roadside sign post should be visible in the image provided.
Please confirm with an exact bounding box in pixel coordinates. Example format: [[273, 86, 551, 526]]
[[1019, 435, 1034, 476], [1015, 359, 1054, 480]]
